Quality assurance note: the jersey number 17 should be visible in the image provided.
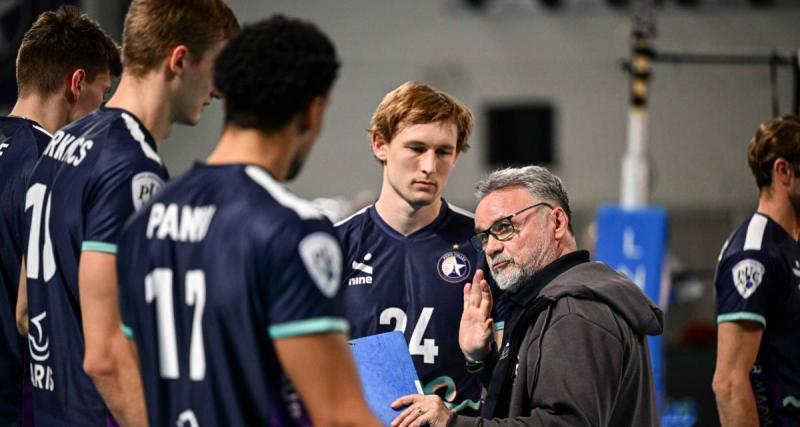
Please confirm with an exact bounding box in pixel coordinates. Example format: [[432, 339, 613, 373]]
[[145, 268, 206, 381]]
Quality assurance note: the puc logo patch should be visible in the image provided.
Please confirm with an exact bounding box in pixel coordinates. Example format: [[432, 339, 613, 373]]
[[732, 258, 765, 299], [132, 172, 164, 211], [437, 251, 471, 283], [299, 232, 342, 298]]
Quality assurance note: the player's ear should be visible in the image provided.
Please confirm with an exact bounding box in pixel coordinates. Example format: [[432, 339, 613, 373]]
[[370, 132, 388, 163], [65, 68, 86, 104], [298, 95, 326, 134], [166, 45, 189, 76], [552, 207, 569, 241], [773, 158, 793, 186]]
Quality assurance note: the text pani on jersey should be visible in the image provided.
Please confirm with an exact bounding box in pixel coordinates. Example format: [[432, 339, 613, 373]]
[[146, 203, 216, 242]]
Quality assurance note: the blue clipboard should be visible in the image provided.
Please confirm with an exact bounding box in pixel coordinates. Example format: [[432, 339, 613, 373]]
[[349, 331, 422, 425]]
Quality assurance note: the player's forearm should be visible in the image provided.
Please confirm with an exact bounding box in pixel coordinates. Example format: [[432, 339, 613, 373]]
[[16, 260, 29, 336], [15, 299, 28, 336], [301, 361, 381, 427], [312, 401, 380, 427], [84, 336, 148, 427], [713, 375, 759, 427], [276, 333, 381, 426]]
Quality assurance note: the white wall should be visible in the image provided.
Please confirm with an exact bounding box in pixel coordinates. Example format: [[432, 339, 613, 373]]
[[156, 0, 800, 212]]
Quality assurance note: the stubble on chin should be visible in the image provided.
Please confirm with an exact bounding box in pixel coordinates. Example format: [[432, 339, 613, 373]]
[[491, 248, 552, 293], [492, 263, 528, 293]]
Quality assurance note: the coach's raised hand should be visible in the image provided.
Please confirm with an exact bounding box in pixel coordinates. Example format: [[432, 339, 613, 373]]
[[458, 269, 495, 362]]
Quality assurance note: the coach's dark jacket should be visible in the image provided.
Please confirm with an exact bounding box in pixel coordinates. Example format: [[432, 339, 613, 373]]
[[451, 250, 663, 427]]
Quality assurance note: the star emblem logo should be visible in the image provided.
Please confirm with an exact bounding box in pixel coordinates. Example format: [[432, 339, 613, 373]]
[[437, 251, 471, 283]]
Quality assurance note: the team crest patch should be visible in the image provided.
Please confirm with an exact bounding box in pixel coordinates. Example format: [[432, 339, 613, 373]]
[[299, 232, 342, 298], [732, 259, 765, 299], [131, 172, 164, 211], [437, 251, 471, 283]]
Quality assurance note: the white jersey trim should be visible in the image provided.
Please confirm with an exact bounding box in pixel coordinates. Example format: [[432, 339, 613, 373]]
[[120, 112, 163, 165], [717, 238, 730, 262], [31, 125, 53, 138], [447, 202, 474, 219], [743, 214, 768, 251], [244, 166, 323, 220], [333, 205, 370, 227]]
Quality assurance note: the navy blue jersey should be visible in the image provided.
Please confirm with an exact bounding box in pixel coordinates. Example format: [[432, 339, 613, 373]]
[[715, 213, 800, 425], [117, 163, 348, 427], [0, 117, 51, 424], [335, 203, 507, 413], [23, 106, 168, 426]]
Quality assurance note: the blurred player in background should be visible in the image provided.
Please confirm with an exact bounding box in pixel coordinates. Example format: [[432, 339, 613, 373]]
[[0, 6, 120, 426], [713, 115, 800, 426], [335, 81, 507, 413], [19, 0, 237, 425], [117, 15, 380, 427]]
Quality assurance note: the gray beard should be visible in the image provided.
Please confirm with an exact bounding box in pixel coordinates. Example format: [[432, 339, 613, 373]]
[[491, 240, 556, 293], [493, 262, 536, 293]]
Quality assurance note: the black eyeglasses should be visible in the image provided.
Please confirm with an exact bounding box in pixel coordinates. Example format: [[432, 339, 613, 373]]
[[471, 202, 553, 252]]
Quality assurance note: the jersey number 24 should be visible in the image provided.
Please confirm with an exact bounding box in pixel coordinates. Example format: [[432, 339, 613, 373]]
[[380, 307, 439, 364]]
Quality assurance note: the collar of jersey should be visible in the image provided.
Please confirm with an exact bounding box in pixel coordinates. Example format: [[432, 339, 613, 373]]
[[100, 104, 158, 152], [367, 198, 451, 241], [193, 161, 274, 175], [5, 115, 45, 131], [754, 211, 798, 244]]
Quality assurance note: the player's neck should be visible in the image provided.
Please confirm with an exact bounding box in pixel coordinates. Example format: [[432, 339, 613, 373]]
[[10, 93, 67, 134], [207, 125, 295, 181], [106, 73, 173, 145], [758, 189, 800, 240], [374, 182, 442, 236]]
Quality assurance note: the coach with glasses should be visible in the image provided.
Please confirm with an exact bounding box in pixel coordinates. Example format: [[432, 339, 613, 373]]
[[391, 165, 663, 427]]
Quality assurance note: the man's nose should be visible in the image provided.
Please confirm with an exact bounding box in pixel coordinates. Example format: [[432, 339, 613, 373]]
[[484, 235, 503, 259], [420, 150, 437, 175]]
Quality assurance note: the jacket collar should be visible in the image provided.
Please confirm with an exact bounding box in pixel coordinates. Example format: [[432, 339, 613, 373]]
[[509, 250, 590, 308]]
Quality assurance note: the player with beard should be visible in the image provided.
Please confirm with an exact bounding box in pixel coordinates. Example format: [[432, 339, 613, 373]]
[[391, 165, 662, 426], [335, 81, 507, 414], [116, 16, 380, 426], [713, 115, 800, 426], [19, 1, 237, 425], [0, 7, 120, 426]]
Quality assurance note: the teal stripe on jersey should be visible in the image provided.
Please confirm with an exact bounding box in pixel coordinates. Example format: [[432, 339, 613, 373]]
[[717, 312, 766, 328], [82, 241, 117, 254], [269, 317, 349, 339], [120, 324, 133, 338], [494, 321, 505, 331]]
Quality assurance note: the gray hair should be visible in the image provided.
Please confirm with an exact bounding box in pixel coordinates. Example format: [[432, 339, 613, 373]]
[[475, 165, 573, 227]]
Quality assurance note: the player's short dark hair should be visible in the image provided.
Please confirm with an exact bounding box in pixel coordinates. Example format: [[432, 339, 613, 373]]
[[747, 115, 800, 188], [214, 15, 340, 133], [16, 5, 121, 97]]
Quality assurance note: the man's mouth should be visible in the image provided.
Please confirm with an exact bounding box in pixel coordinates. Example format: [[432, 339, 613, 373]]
[[412, 180, 436, 190], [492, 260, 511, 271]]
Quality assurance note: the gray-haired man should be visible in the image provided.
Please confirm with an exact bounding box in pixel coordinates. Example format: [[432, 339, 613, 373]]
[[391, 165, 663, 427]]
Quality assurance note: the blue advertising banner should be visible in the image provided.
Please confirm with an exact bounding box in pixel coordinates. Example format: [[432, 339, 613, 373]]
[[595, 205, 668, 409]]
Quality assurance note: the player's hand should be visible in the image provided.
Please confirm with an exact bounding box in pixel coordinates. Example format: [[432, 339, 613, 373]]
[[391, 394, 452, 427], [458, 268, 494, 362]]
